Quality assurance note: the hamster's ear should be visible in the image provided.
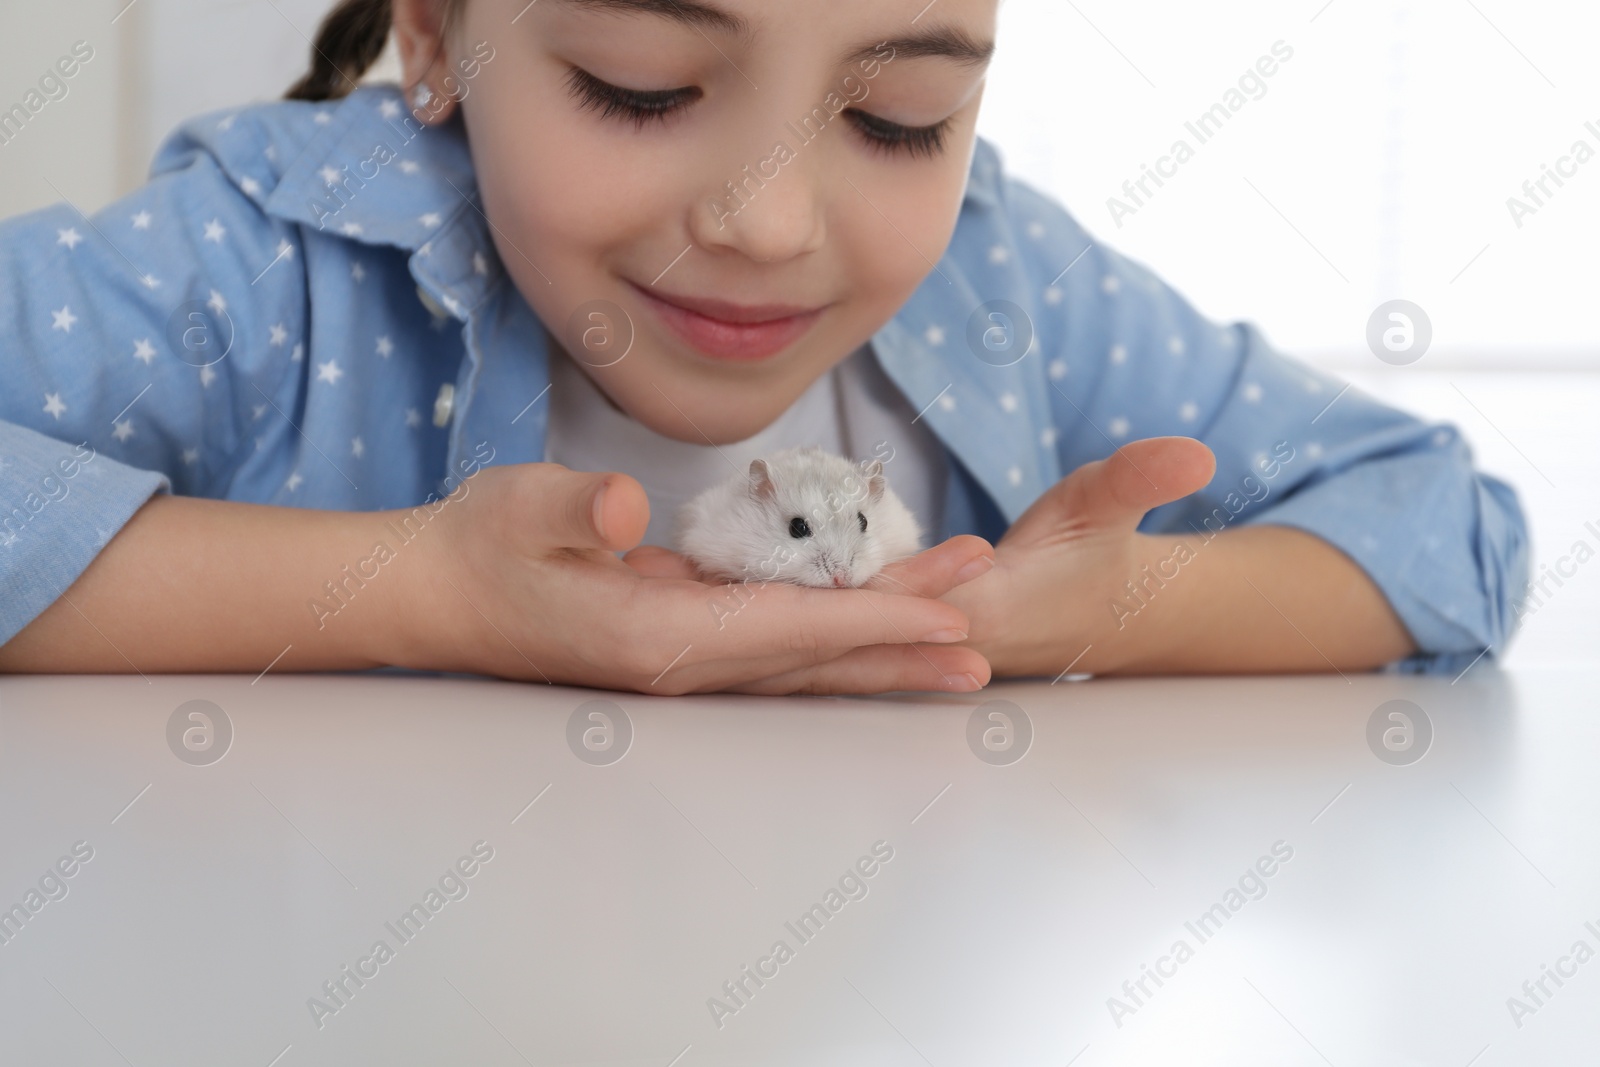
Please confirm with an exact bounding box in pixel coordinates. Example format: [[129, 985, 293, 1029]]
[[748, 459, 777, 502], [861, 459, 886, 502]]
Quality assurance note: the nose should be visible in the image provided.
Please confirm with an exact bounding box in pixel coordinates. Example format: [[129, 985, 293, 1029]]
[[830, 569, 849, 588], [689, 150, 826, 264]]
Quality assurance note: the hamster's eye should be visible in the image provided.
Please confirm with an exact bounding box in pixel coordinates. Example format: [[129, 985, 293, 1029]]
[[857, 511, 868, 533], [788, 517, 812, 539]]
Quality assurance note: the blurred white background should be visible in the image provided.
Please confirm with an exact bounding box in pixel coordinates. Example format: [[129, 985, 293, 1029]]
[[1, 0, 1594, 665]]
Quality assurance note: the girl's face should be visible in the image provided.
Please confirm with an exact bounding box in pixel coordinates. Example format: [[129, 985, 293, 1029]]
[[408, 0, 996, 444]]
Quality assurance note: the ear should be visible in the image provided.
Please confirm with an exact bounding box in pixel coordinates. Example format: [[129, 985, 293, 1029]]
[[748, 459, 777, 503], [861, 459, 886, 502], [392, 0, 457, 124]]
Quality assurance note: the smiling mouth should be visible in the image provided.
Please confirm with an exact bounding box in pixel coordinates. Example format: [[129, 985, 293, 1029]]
[[626, 279, 826, 362]]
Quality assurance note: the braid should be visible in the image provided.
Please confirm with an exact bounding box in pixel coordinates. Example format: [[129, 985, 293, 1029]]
[[284, 0, 394, 102]]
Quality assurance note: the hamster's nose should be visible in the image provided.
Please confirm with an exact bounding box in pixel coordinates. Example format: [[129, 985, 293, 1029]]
[[830, 571, 848, 588]]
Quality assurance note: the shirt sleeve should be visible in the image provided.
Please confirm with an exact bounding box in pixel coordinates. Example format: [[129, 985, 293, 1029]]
[[0, 114, 309, 646], [1002, 178, 1531, 676]]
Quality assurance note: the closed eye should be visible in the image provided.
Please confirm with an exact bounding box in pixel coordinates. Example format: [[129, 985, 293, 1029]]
[[844, 109, 951, 159], [565, 66, 951, 157], [564, 66, 700, 128]]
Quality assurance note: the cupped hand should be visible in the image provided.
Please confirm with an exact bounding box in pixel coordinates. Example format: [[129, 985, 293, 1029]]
[[396, 462, 996, 695], [623, 527, 997, 695], [938, 436, 1218, 678]]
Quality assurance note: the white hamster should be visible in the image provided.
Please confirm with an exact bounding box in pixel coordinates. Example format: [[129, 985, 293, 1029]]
[[674, 445, 923, 588]]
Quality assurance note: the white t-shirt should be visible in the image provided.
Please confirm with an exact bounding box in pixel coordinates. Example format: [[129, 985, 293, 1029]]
[[543, 343, 949, 550]]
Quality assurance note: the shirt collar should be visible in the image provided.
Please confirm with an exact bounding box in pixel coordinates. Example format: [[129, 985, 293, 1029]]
[[263, 84, 502, 320]]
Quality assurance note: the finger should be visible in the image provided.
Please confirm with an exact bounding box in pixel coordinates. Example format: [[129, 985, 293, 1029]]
[[621, 544, 701, 580], [513, 465, 651, 552], [635, 578, 973, 686], [707, 581, 973, 657], [861, 534, 995, 598], [718, 642, 992, 696], [621, 549, 986, 691], [1006, 435, 1216, 545]]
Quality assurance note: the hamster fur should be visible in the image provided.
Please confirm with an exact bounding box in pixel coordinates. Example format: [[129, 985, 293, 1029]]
[[674, 445, 923, 588]]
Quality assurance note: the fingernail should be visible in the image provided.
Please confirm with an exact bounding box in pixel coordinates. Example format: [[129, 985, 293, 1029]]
[[941, 672, 982, 692], [953, 554, 995, 585], [921, 628, 968, 643], [591, 478, 610, 541]]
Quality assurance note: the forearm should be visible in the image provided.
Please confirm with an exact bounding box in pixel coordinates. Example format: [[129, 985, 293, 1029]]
[[1093, 524, 1417, 674], [0, 493, 413, 674]]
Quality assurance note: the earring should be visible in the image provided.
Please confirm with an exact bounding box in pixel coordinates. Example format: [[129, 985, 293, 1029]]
[[412, 83, 434, 110]]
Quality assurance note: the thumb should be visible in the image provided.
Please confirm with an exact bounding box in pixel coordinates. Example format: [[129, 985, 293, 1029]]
[[521, 465, 651, 552], [1004, 436, 1216, 545]]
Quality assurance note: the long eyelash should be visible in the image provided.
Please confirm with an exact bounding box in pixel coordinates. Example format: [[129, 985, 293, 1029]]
[[846, 109, 951, 160], [563, 65, 949, 158], [564, 66, 699, 129]]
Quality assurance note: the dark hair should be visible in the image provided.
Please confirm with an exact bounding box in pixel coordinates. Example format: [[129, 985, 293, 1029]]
[[285, 0, 461, 102], [285, 0, 391, 101]]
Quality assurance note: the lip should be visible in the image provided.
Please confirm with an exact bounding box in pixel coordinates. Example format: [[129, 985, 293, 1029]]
[[626, 280, 826, 362]]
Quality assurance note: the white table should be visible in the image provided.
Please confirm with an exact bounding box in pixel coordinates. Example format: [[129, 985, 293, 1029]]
[[0, 668, 1594, 1066]]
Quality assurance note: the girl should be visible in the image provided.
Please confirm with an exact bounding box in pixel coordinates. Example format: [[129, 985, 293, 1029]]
[[0, 0, 1528, 693]]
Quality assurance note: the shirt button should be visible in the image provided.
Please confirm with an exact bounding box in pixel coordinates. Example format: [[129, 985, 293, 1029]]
[[416, 284, 450, 320], [433, 382, 455, 427]]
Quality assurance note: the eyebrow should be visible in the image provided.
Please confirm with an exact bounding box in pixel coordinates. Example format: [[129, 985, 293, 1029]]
[[847, 31, 993, 69], [554, 0, 748, 36], [553, 0, 995, 68]]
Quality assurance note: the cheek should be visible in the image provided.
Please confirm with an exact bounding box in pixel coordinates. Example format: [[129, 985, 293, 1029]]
[[461, 66, 683, 308], [468, 118, 618, 269], [834, 146, 973, 315], [837, 207, 924, 305]]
